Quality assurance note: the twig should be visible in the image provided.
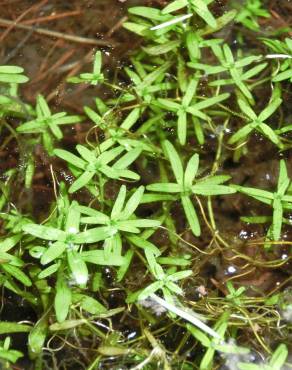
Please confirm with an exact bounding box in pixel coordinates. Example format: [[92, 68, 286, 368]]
[[0, 0, 48, 42], [21, 10, 82, 25], [0, 18, 117, 47]]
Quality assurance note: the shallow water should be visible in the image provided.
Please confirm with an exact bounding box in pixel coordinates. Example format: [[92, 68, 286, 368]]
[[0, 0, 292, 369]]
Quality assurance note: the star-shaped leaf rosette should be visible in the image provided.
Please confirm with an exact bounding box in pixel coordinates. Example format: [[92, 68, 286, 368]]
[[147, 140, 235, 236]]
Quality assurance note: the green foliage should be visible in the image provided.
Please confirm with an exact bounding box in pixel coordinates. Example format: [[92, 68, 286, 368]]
[[262, 37, 292, 82], [0, 0, 291, 368], [238, 344, 288, 370], [0, 65, 28, 84], [233, 160, 292, 241], [234, 0, 270, 31], [68, 51, 104, 85], [228, 93, 282, 146], [162, 0, 217, 28], [188, 44, 264, 101], [54, 144, 141, 193], [187, 313, 249, 369], [147, 140, 235, 236], [0, 337, 23, 365], [17, 94, 82, 155]]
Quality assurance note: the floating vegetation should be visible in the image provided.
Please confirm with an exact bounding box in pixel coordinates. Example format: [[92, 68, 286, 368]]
[[0, 0, 291, 369]]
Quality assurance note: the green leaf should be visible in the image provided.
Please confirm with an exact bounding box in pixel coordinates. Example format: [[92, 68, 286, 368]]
[[121, 108, 141, 130], [167, 270, 192, 281], [233, 186, 274, 201], [277, 160, 289, 195], [0, 348, 23, 363], [147, 182, 183, 193], [259, 123, 280, 145], [0, 322, 31, 335], [81, 250, 125, 265], [50, 319, 85, 331], [38, 263, 60, 279], [194, 93, 230, 110], [54, 149, 86, 170], [177, 111, 187, 145], [55, 274, 72, 323], [191, 184, 236, 195], [181, 194, 200, 236], [129, 6, 169, 21], [0, 65, 24, 73], [200, 347, 215, 370], [272, 198, 283, 241], [73, 227, 113, 244], [121, 186, 144, 220], [163, 140, 184, 185], [23, 224, 66, 241], [273, 68, 292, 82], [182, 79, 198, 107], [67, 249, 88, 285], [259, 98, 282, 121], [162, 0, 188, 14], [0, 73, 28, 84], [111, 185, 127, 219], [1, 264, 32, 286], [72, 293, 107, 314], [186, 324, 211, 347], [41, 241, 67, 265], [141, 193, 176, 203], [269, 344, 288, 368], [69, 170, 95, 193], [28, 316, 48, 358], [113, 147, 141, 170], [237, 98, 257, 120], [93, 51, 102, 74], [193, 0, 217, 28], [228, 123, 254, 144], [138, 281, 164, 300], [118, 219, 160, 230], [117, 249, 134, 282], [65, 201, 80, 232], [127, 235, 161, 256], [214, 343, 249, 354], [143, 40, 180, 55], [184, 153, 199, 188]]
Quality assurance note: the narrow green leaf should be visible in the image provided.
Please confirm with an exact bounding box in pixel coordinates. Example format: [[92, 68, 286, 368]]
[[184, 153, 199, 188], [163, 140, 184, 185], [55, 274, 72, 323], [73, 227, 113, 244], [67, 249, 88, 285], [69, 170, 95, 193], [181, 194, 200, 236], [147, 182, 182, 193], [259, 98, 282, 121], [1, 264, 32, 286], [121, 186, 145, 220], [73, 293, 106, 314], [0, 322, 31, 335], [81, 250, 125, 266], [162, 0, 188, 14], [41, 241, 67, 265], [54, 149, 86, 170], [177, 111, 187, 145], [23, 224, 66, 241]]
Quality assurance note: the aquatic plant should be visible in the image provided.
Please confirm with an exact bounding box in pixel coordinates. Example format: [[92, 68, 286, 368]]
[[0, 0, 291, 368]]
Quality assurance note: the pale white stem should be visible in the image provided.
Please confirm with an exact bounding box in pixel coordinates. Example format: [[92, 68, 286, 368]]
[[150, 14, 192, 31], [266, 54, 292, 59], [150, 294, 221, 339]]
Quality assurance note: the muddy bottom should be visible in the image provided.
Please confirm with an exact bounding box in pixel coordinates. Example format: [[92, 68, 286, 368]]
[[0, 0, 292, 369]]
